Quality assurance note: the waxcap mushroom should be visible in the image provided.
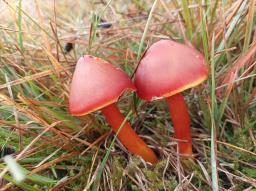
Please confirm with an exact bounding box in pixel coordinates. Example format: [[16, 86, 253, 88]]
[[134, 39, 209, 157], [69, 55, 158, 163], [69, 55, 135, 116], [135, 39, 208, 101]]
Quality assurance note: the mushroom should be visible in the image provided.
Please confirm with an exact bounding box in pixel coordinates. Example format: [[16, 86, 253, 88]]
[[134, 40, 208, 157], [69, 55, 158, 164]]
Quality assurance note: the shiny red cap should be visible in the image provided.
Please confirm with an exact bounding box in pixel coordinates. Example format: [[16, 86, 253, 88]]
[[134, 40, 208, 101], [69, 55, 135, 115]]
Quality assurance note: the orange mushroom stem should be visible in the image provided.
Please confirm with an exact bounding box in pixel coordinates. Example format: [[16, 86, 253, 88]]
[[166, 93, 192, 156], [101, 103, 158, 163]]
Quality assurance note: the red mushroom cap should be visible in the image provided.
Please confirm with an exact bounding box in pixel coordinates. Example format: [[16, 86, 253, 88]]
[[134, 40, 208, 101], [69, 55, 135, 115]]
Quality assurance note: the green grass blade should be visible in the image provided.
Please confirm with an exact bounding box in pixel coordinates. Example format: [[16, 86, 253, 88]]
[[211, 121, 218, 191], [210, 34, 219, 191], [198, 0, 209, 61], [181, 0, 193, 40], [136, 0, 158, 61], [87, 0, 113, 54]]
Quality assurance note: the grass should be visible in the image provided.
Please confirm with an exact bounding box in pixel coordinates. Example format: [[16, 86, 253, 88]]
[[0, 0, 256, 190]]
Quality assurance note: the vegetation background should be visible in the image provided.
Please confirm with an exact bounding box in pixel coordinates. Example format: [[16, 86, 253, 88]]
[[0, 0, 255, 190]]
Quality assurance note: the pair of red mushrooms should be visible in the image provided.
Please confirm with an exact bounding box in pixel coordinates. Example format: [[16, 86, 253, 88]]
[[69, 40, 208, 164]]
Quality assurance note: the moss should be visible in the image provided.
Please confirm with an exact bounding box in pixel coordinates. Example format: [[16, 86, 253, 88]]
[[111, 157, 126, 189], [143, 160, 177, 191]]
